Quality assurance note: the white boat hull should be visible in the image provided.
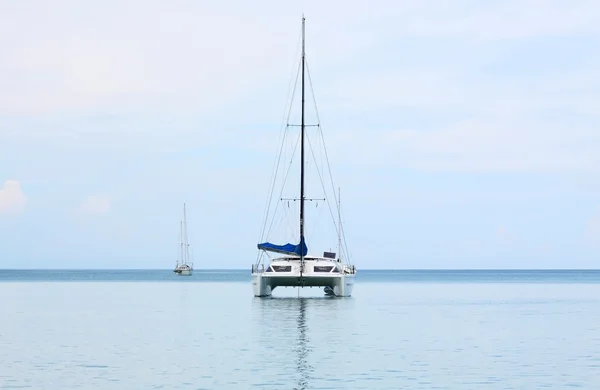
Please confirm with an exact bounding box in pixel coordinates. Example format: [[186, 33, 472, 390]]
[[174, 265, 193, 276], [252, 257, 356, 297]]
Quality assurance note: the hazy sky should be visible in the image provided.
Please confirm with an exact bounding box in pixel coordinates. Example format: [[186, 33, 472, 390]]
[[1, 0, 599, 269]]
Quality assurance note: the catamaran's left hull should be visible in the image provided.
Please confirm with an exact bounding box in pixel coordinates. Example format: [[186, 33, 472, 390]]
[[253, 273, 272, 297]]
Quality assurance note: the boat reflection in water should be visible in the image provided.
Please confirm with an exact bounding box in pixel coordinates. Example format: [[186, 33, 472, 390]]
[[254, 296, 330, 389], [294, 298, 310, 390]]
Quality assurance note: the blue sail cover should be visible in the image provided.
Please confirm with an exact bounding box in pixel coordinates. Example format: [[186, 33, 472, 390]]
[[257, 236, 308, 257]]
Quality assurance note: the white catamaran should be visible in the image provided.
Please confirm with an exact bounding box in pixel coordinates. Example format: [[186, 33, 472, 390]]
[[252, 15, 357, 297], [174, 203, 193, 276]]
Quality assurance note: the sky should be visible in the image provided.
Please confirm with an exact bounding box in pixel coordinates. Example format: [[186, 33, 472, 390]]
[[0, 0, 599, 269]]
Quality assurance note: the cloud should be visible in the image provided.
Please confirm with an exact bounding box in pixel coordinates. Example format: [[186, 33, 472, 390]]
[[0, 179, 26, 214], [323, 118, 600, 174], [384, 120, 600, 173], [381, 0, 600, 41], [0, 1, 324, 118], [1, 0, 599, 173], [78, 195, 111, 216], [2, 1, 597, 115]]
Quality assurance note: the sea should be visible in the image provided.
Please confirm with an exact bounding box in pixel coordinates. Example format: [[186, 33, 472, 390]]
[[1, 269, 600, 389]]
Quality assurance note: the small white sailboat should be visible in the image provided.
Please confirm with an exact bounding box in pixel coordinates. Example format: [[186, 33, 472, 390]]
[[252, 15, 357, 297], [174, 203, 193, 276]]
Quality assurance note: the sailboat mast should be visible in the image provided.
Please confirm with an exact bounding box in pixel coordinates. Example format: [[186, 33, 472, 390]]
[[179, 220, 183, 266], [337, 187, 342, 262], [183, 203, 189, 264], [299, 15, 306, 263]]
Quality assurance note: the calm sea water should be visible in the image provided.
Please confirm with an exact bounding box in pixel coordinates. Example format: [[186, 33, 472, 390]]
[[2, 269, 600, 389]]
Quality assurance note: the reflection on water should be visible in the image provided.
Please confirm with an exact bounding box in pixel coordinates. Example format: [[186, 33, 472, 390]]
[[294, 298, 309, 390], [254, 296, 340, 389], [3, 282, 599, 389]]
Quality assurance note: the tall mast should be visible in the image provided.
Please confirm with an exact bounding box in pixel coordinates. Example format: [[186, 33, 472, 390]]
[[179, 220, 183, 266], [300, 15, 306, 263], [337, 187, 342, 262], [183, 203, 189, 264]]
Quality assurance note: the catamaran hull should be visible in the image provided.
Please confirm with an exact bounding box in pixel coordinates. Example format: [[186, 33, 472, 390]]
[[252, 273, 355, 297], [174, 269, 192, 276], [252, 273, 273, 297]]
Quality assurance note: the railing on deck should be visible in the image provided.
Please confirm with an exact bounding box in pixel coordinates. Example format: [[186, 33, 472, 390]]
[[252, 263, 354, 274]]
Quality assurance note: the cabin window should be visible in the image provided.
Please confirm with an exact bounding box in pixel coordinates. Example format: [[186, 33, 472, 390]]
[[314, 265, 334, 272], [266, 267, 273, 272], [272, 265, 292, 272]]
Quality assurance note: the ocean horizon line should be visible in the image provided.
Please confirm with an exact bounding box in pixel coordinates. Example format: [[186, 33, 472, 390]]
[[1, 268, 599, 271]]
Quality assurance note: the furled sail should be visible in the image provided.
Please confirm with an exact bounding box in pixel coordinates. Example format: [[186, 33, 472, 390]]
[[257, 236, 308, 256]]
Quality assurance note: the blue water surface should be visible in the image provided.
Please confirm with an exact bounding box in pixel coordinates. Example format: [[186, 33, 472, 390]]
[[1, 269, 599, 389]]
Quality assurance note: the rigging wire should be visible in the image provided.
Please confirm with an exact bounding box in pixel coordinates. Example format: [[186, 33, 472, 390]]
[[264, 131, 301, 241], [256, 28, 354, 267], [305, 59, 352, 263], [255, 29, 303, 266], [257, 60, 300, 244]]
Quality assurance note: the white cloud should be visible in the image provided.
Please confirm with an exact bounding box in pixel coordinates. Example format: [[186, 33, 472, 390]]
[[1, 0, 599, 174], [2, 0, 598, 116], [391, 120, 600, 173], [0, 1, 324, 118], [324, 117, 600, 173], [0, 179, 27, 214], [383, 0, 600, 41], [78, 195, 111, 215]]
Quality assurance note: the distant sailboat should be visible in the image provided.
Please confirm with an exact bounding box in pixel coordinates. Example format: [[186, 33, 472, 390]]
[[174, 203, 193, 276]]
